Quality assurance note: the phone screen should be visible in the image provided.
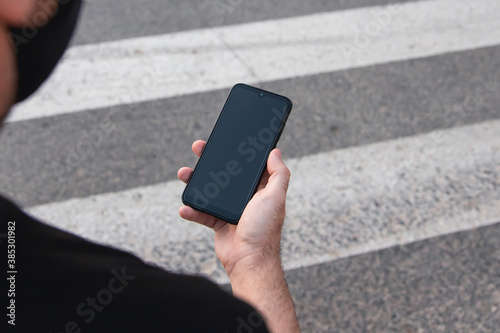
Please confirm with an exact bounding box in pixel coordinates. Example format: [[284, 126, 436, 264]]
[[182, 84, 292, 224]]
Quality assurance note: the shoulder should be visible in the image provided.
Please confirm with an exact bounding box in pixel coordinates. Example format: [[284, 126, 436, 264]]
[[0, 195, 268, 332]]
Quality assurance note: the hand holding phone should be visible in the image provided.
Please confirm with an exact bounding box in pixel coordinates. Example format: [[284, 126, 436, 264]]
[[181, 83, 292, 224], [178, 141, 291, 270], [178, 142, 299, 333], [178, 84, 297, 331]]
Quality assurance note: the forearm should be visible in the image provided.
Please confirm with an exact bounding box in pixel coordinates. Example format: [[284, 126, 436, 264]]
[[229, 256, 300, 333]]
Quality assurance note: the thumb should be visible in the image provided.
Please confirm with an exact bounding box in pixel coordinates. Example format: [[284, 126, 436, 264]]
[[265, 149, 291, 197]]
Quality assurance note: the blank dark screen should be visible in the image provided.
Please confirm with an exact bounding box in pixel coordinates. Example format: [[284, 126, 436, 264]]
[[183, 84, 291, 222]]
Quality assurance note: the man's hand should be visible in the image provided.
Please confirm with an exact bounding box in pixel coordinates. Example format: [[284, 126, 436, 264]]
[[177, 139, 290, 277], [177, 140, 300, 333]]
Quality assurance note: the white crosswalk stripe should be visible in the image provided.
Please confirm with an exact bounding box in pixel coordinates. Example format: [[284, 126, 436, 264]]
[[27, 120, 500, 283], [7, 0, 500, 122], [3, 0, 500, 329]]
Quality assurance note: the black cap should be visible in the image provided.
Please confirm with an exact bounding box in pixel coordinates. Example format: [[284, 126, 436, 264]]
[[10, 0, 82, 103]]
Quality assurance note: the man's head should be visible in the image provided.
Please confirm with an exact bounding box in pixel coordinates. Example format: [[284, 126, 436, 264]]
[[0, 0, 81, 124]]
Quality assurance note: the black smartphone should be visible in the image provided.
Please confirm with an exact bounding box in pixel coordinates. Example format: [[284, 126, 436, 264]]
[[182, 83, 292, 224]]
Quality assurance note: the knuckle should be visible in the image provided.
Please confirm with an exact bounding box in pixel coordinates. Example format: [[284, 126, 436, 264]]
[[283, 166, 291, 178]]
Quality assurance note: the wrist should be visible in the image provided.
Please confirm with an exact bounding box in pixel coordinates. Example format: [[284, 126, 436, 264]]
[[228, 254, 300, 333], [228, 253, 284, 290]]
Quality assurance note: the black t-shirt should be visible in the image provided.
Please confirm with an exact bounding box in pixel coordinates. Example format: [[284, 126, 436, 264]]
[[0, 196, 269, 332]]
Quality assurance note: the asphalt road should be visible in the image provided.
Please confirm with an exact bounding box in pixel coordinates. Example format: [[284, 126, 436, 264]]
[[0, 0, 499, 331]]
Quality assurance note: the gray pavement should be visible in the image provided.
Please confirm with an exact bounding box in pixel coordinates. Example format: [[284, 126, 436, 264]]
[[1, 0, 499, 332], [72, 0, 421, 45], [284, 221, 500, 332], [1, 45, 499, 207]]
